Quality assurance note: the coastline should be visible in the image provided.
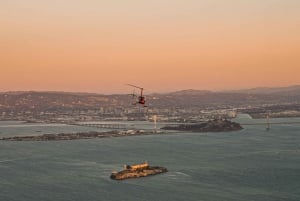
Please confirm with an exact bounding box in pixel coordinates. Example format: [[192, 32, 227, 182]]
[[0, 119, 244, 141], [0, 130, 166, 141]]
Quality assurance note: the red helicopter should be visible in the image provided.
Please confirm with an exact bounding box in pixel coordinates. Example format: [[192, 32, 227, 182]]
[[127, 84, 147, 107]]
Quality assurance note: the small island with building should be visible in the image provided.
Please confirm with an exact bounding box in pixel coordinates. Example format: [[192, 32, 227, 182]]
[[161, 119, 243, 132], [110, 161, 167, 180]]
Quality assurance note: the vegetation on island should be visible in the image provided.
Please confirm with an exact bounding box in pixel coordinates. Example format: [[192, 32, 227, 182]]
[[161, 119, 243, 132]]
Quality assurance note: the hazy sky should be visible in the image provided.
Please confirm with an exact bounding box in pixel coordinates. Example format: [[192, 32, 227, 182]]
[[1, 0, 300, 93]]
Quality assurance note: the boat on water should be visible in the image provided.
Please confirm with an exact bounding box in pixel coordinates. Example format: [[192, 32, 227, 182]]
[[110, 161, 167, 180]]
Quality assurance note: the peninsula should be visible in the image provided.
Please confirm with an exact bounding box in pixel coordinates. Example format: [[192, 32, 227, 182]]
[[0, 130, 162, 141]]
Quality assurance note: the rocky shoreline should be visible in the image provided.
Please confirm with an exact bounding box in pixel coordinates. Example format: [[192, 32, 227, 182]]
[[161, 119, 243, 132]]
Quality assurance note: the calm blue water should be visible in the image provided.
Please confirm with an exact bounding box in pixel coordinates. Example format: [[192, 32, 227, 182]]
[[0, 116, 300, 201]]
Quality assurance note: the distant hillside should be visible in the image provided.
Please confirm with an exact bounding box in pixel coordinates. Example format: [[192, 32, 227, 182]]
[[0, 85, 300, 112], [151, 92, 279, 107], [0, 91, 132, 112]]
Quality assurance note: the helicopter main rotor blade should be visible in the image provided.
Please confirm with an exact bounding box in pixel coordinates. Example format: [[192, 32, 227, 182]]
[[126, 84, 143, 90]]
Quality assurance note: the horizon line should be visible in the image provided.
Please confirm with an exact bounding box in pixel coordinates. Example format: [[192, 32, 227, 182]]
[[1, 84, 300, 95]]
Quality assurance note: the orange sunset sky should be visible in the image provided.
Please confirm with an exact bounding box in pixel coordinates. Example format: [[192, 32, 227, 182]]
[[1, 0, 300, 94]]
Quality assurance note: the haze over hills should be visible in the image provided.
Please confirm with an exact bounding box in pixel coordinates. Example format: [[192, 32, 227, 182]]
[[167, 89, 212, 96], [228, 85, 300, 95]]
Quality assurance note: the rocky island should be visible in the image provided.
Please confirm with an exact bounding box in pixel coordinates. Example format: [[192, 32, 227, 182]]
[[110, 162, 167, 180], [161, 119, 243, 132]]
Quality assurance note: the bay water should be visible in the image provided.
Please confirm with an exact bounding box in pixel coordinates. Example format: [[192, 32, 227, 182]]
[[0, 115, 300, 201]]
